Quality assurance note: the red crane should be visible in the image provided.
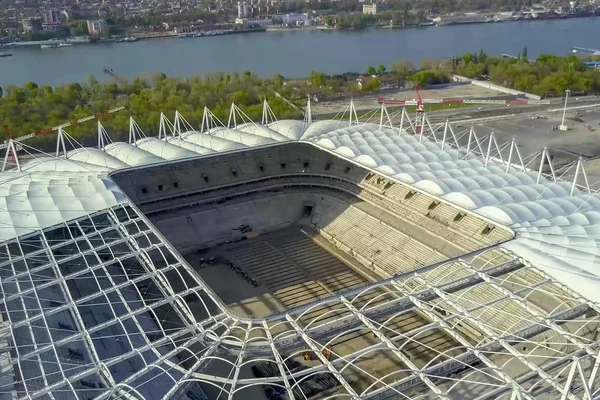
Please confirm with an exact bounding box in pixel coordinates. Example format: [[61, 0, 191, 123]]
[[377, 86, 550, 135]]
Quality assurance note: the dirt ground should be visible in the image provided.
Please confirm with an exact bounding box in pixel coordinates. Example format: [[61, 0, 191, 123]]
[[311, 84, 507, 115]]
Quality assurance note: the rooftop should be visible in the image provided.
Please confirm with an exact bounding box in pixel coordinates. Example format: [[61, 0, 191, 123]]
[[0, 101, 599, 399]]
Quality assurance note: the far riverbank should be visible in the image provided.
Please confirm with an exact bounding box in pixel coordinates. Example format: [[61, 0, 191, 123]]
[[2, 17, 599, 87]]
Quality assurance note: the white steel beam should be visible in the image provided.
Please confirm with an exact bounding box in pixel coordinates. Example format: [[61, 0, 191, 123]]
[[413, 275, 579, 400], [285, 314, 359, 399], [506, 138, 515, 173], [461, 261, 597, 358], [39, 231, 116, 393], [341, 296, 449, 399], [263, 320, 295, 400], [485, 133, 494, 167], [228, 323, 251, 399], [390, 280, 536, 400], [537, 148, 547, 184]]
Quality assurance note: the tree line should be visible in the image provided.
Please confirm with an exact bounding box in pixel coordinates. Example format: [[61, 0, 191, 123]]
[[448, 51, 600, 96], [0, 72, 302, 147], [2, 52, 600, 147]]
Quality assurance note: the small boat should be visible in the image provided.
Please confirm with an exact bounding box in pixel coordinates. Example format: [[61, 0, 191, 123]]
[[115, 37, 139, 43], [41, 42, 72, 49], [0, 52, 12, 57]]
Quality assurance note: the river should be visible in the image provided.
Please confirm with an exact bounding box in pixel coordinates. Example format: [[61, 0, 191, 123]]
[[1, 17, 600, 87]]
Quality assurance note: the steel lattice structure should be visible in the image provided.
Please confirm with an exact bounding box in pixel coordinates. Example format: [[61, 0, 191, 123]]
[[1, 101, 600, 399]]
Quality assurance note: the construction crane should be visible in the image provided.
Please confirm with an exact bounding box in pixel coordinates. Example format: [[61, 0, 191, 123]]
[[377, 85, 550, 135], [103, 67, 128, 85], [0, 106, 125, 167]]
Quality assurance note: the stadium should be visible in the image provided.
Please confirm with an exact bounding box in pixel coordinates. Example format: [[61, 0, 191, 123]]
[[0, 101, 599, 400]]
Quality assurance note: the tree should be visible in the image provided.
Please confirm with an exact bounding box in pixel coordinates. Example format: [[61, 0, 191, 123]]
[[377, 65, 386, 75], [478, 49, 488, 64], [309, 71, 326, 87], [462, 53, 475, 64], [391, 60, 415, 84], [362, 78, 380, 92], [522, 47, 528, 61], [68, 20, 89, 36], [366, 66, 377, 76]]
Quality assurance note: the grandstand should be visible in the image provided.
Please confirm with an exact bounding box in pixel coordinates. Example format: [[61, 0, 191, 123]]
[[0, 102, 599, 399]]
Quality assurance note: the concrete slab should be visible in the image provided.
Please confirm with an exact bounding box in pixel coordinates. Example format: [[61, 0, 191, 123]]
[[312, 84, 507, 116]]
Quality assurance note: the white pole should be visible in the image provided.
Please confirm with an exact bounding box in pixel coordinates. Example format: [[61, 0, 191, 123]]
[[537, 147, 547, 184], [98, 121, 104, 149], [2, 140, 12, 172], [201, 107, 209, 133], [174, 110, 181, 136], [441, 120, 448, 150], [128, 116, 135, 145], [159, 113, 166, 140], [484, 132, 494, 167], [379, 103, 384, 130], [571, 157, 581, 196], [419, 112, 425, 142], [466, 127, 473, 155], [56, 127, 67, 157], [560, 89, 570, 128], [399, 108, 405, 135], [506, 138, 515, 173]]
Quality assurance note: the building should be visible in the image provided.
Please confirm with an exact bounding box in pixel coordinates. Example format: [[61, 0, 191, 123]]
[[311, 8, 334, 15], [1, 104, 600, 400], [42, 10, 61, 24], [432, 14, 487, 25], [363, 3, 382, 14], [235, 17, 272, 26], [584, 61, 600, 70], [86, 19, 107, 35], [171, 23, 196, 34], [273, 12, 309, 24], [21, 17, 42, 33]]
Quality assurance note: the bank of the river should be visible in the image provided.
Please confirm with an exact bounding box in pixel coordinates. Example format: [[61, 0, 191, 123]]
[[2, 17, 600, 87]]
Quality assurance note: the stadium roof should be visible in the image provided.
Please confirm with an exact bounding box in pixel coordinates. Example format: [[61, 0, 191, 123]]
[[1, 102, 600, 399]]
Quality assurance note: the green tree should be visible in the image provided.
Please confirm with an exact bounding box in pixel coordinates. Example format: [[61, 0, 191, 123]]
[[377, 65, 386, 75], [309, 71, 326, 87], [522, 47, 528, 61], [362, 78, 380, 92], [462, 53, 475, 64], [478, 50, 488, 64], [68, 20, 89, 36], [366, 66, 377, 76]]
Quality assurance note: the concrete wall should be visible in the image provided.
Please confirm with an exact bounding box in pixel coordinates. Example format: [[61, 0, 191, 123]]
[[453, 75, 541, 100], [110, 142, 367, 208], [152, 192, 313, 253]]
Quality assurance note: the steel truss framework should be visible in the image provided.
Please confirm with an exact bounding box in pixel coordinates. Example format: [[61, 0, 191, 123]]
[[0, 200, 598, 400], [1, 102, 600, 399]]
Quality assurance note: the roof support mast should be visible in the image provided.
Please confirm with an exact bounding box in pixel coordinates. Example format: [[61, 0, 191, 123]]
[[55, 127, 67, 157], [306, 95, 312, 125], [1, 140, 20, 172]]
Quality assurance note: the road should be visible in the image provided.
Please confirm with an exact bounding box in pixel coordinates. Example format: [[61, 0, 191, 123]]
[[329, 95, 600, 126]]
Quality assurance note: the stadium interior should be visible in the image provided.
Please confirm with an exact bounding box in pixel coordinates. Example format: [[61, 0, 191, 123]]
[[2, 104, 600, 400], [106, 141, 600, 399]]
